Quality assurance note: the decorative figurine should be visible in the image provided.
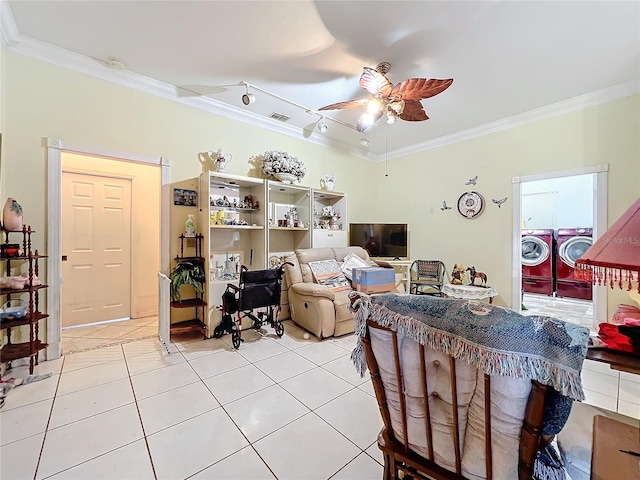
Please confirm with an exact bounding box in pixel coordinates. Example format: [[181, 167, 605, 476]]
[[492, 197, 508, 208], [185, 214, 196, 237], [320, 174, 336, 191], [466, 266, 488, 286], [2, 198, 23, 232], [451, 264, 466, 285]]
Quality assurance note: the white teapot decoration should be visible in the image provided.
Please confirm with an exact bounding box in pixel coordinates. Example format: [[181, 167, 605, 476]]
[[320, 174, 335, 191], [206, 148, 231, 173]]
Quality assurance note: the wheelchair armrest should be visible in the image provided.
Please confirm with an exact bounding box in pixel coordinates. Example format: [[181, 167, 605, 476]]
[[290, 282, 336, 301]]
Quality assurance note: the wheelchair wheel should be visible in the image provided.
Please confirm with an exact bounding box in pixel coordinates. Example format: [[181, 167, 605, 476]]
[[231, 331, 241, 349], [274, 320, 284, 337]]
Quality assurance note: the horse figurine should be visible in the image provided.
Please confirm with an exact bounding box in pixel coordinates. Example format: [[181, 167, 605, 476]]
[[466, 266, 488, 286]]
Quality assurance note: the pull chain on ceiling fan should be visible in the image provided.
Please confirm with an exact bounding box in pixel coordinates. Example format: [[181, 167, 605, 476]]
[[319, 62, 453, 133]]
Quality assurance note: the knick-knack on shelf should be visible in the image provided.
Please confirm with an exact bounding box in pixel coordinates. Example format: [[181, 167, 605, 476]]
[[185, 214, 196, 237], [320, 174, 336, 192], [2, 198, 23, 232]]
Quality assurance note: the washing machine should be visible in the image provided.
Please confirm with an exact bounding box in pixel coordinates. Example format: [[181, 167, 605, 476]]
[[521, 229, 555, 296], [556, 228, 593, 300]]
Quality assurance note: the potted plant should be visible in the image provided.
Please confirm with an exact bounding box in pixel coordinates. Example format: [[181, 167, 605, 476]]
[[261, 150, 306, 184], [169, 260, 205, 302]]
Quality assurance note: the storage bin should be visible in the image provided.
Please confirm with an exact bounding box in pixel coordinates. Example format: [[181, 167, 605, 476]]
[[352, 267, 395, 294]]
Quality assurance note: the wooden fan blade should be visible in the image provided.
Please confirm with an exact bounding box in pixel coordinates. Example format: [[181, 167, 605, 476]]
[[356, 110, 384, 132], [391, 78, 453, 101], [398, 100, 429, 122], [360, 67, 393, 97], [318, 99, 368, 111]]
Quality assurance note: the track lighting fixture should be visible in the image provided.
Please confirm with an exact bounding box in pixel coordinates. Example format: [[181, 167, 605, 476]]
[[242, 84, 255, 105], [238, 81, 362, 147]]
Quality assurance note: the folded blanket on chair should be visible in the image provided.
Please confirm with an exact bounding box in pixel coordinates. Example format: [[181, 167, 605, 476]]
[[349, 292, 589, 401]]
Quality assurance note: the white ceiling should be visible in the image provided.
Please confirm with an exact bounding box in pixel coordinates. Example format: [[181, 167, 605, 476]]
[[4, 1, 640, 159]]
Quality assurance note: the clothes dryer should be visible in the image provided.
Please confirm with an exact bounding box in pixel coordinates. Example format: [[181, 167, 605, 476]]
[[522, 229, 555, 296], [556, 228, 593, 300]]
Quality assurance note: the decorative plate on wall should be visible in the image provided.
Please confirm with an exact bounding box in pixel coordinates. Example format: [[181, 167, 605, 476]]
[[457, 191, 485, 219]]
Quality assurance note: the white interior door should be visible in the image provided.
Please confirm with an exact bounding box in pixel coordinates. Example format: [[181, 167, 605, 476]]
[[62, 172, 132, 327]]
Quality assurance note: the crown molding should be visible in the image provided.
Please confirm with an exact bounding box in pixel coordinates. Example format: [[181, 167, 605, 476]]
[[2, 2, 637, 164], [384, 80, 640, 161], [0, 5, 370, 161]]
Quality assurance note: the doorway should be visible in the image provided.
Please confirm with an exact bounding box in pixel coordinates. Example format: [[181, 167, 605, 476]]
[[46, 141, 171, 359], [512, 165, 608, 330]]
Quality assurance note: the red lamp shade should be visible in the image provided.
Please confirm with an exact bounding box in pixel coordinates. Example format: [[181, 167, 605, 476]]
[[575, 197, 640, 292]]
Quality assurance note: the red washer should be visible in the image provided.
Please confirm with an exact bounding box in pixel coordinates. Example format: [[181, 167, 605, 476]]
[[522, 229, 554, 278], [556, 228, 593, 300], [522, 229, 555, 295]]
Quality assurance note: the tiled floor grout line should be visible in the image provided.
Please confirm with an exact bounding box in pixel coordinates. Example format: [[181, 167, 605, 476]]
[[32, 356, 65, 480], [185, 348, 282, 479], [122, 343, 159, 480]]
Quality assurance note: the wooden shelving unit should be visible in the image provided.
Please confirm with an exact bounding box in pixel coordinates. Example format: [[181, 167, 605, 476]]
[[0, 226, 49, 373]]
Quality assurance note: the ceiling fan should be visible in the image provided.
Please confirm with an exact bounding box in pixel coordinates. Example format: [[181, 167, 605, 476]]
[[319, 62, 453, 133]]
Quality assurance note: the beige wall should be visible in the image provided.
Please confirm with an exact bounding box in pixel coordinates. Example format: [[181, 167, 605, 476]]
[[2, 51, 639, 335], [373, 95, 640, 312], [3, 52, 372, 259], [62, 152, 160, 318]]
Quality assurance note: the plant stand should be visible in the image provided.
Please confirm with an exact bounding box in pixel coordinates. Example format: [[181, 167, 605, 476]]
[[170, 234, 206, 337]]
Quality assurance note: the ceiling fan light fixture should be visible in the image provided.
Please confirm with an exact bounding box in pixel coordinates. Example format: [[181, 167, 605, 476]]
[[386, 112, 396, 125], [389, 100, 404, 115], [360, 112, 375, 130], [367, 99, 382, 115], [318, 62, 453, 132]]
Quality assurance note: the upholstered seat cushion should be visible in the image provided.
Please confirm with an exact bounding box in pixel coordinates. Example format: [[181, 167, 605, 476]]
[[370, 327, 531, 479]]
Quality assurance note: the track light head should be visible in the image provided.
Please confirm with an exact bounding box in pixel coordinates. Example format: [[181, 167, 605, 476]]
[[242, 93, 256, 105], [318, 117, 328, 133], [241, 83, 256, 105]]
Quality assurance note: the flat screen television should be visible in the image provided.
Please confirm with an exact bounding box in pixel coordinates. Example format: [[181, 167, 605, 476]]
[[349, 223, 409, 259]]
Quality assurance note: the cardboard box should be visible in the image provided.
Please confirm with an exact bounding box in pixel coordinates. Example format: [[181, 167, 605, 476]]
[[354, 282, 396, 294], [352, 267, 396, 293]]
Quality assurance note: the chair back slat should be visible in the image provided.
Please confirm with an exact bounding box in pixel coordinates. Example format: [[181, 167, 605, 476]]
[[518, 381, 549, 479], [449, 357, 462, 475], [391, 330, 410, 451], [484, 374, 493, 480], [361, 329, 394, 434], [419, 346, 434, 461]]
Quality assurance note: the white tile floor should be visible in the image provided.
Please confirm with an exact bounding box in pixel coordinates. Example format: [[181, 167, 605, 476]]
[[1, 321, 383, 479], [60, 317, 159, 355], [522, 293, 595, 330]]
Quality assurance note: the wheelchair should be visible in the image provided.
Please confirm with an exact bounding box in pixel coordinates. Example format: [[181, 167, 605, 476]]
[[218, 263, 291, 349]]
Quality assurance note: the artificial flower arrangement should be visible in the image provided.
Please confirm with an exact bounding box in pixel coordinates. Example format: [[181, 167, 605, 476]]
[[261, 150, 306, 182]]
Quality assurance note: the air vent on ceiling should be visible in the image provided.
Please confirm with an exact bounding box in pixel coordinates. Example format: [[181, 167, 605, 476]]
[[269, 112, 290, 122]]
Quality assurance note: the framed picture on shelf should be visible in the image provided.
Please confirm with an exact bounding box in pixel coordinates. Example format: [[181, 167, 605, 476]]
[[174, 188, 197, 206]]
